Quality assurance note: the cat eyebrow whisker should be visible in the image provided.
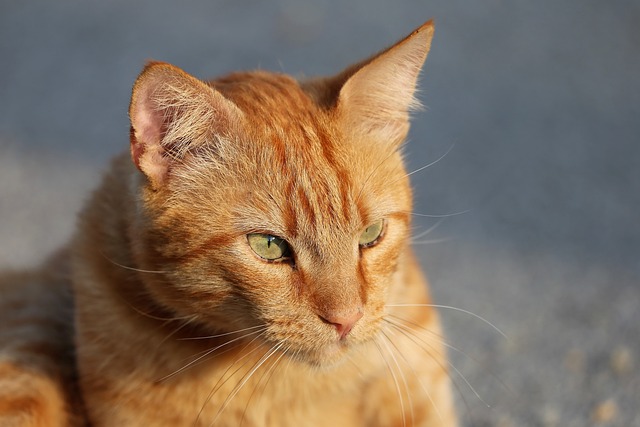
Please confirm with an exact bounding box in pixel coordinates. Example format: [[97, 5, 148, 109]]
[[386, 303, 506, 339], [354, 144, 398, 206], [410, 218, 445, 240], [409, 220, 452, 244], [388, 142, 456, 188], [410, 237, 453, 246], [407, 209, 472, 218]]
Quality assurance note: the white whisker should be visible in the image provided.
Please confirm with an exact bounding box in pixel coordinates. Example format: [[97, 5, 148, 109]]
[[157, 327, 267, 383], [406, 143, 455, 176], [408, 209, 472, 218], [157, 318, 195, 347], [121, 298, 195, 322], [411, 237, 453, 245], [210, 341, 285, 426], [100, 250, 168, 274], [380, 324, 444, 424], [384, 318, 491, 409], [444, 356, 490, 408], [386, 304, 506, 339], [240, 343, 290, 426], [388, 314, 514, 397], [380, 330, 414, 426], [373, 339, 406, 427], [178, 324, 267, 341], [410, 218, 445, 241], [194, 337, 268, 426], [392, 143, 456, 186], [355, 144, 398, 205], [386, 315, 467, 359]]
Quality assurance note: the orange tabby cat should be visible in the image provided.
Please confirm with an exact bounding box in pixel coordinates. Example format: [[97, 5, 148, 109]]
[[0, 21, 456, 426]]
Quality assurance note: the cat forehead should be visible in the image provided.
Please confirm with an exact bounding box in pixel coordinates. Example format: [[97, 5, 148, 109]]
[[209, 71, 320, 122], [181, 71, 409, 236], [229, 133, 406, 242], [207, 70, 394, 172]]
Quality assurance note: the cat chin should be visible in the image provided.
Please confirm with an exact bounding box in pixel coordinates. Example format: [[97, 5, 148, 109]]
[[289, 341, 357, 370]]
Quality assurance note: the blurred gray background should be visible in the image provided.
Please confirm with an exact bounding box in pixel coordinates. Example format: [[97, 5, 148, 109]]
[[1, 0, 638, 425]]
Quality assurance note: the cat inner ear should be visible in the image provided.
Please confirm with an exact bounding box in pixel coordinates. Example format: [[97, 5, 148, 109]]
[[129, 62, 242, 189], [336, 20, 434, 145]]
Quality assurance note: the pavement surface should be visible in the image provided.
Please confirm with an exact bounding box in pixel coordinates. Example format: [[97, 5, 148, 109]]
[[1, 1, 639, 425]]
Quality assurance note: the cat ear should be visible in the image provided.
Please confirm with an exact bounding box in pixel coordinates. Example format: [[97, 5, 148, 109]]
[[129, 62, 242, 189], [337, 20, 434, 144]]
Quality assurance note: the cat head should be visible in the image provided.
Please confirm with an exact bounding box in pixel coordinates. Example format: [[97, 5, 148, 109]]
[[127, 21, 434, 366]]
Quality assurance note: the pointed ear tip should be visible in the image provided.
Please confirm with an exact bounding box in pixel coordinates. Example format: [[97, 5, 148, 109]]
[[143, 59, 165, 68], [416, 19, 435, 37], [130, 61, 164, 120], [136, 61, 178, 81], [131, 61, 182, 110]]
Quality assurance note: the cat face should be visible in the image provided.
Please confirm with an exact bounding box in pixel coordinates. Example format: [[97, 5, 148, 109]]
[[127, 23, 433, 366]]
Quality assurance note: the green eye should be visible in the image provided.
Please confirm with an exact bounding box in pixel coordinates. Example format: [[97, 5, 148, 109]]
[[359, 220, 384, 247], [247, 234, 291, 261]]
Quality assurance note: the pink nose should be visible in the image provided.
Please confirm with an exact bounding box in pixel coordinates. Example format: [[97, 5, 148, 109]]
[[319, 310, 364, 340]]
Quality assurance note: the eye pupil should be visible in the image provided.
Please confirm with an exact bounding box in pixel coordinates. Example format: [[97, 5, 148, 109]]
[[359, 219, 384, 247], [247, 233, 291, 261]]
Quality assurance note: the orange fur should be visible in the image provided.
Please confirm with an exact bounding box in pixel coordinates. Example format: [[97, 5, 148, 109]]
[[0, 21, 456, 426], [0, 252, 85, 426]]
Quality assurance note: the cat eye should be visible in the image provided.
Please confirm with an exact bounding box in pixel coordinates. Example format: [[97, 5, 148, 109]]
[[359, 219, 385, 248], [247, 233, 291, 261]]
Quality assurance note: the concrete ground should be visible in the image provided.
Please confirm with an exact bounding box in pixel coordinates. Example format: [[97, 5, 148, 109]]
[[1, 1, 638, 425]]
